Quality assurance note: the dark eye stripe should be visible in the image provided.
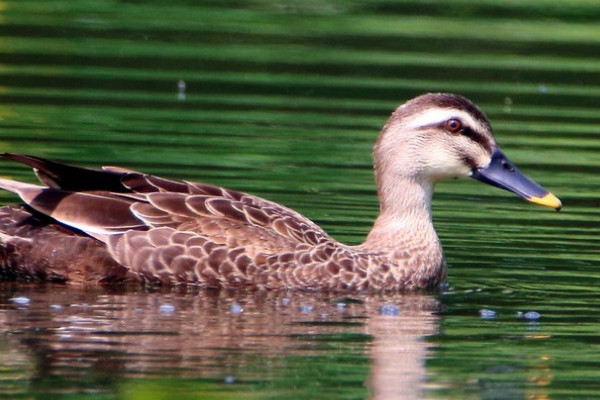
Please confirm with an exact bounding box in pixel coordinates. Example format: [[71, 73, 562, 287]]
[[462, 127, 494, 153], [461, 154, 478, 170]]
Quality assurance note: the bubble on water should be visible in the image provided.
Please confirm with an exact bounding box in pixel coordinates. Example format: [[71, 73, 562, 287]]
[[479, 309, 497, 319], [9, 297, 30, 305], [159, 304, 175, 314], [230, 303, 244, 314], [503, 97, 513, 113], [524, 311, 541, 321], [177, 80, 186, 101], [380, 304, 401, 316], [298, 304, 314, 313]]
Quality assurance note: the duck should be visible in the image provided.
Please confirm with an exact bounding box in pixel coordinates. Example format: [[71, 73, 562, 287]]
[[0, 93, 561, 291]]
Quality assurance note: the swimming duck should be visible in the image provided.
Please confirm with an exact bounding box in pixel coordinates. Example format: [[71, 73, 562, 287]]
[[0, 93, 561, 291]]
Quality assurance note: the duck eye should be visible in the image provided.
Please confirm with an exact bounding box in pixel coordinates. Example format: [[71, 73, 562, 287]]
[[445, 119, 462, 133]]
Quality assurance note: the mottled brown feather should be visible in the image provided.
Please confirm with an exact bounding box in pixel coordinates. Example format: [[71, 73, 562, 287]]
[[0, 157, 446, 290]]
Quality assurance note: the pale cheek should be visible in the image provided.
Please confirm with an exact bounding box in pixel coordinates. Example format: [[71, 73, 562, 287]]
[[425, 158, 471, 180], [419, 146, 471, 180]]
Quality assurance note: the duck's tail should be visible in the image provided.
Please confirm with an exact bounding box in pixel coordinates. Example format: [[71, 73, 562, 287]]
[[0, 176, 44, 195], [0, 153, 128, 192]]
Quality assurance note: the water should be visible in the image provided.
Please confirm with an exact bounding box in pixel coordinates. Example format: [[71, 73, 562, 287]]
[[0, 0, 599, 399], [0, 285, 434, 399]]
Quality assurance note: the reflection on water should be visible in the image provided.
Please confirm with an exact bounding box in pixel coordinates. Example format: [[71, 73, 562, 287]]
[[0, 285, 440, 399]]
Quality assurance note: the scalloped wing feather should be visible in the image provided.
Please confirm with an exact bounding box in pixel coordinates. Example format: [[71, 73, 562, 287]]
[[0, 166, 333, 258]]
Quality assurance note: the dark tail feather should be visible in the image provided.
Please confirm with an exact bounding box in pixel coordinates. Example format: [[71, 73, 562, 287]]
[[1, 153, 130, 192]]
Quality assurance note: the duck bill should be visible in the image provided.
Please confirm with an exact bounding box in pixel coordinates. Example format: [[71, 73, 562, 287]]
[[471, 148, 562, 211]]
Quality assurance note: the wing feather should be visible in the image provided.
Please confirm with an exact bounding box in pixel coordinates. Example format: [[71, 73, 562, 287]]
[[0, 155, 338, 287]]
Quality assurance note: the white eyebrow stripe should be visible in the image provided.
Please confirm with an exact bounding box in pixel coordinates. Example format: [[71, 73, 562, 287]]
[[406, 108, 484, 131]]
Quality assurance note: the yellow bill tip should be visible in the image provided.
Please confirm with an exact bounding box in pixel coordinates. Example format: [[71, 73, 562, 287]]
[[528, 192, 562, 211]]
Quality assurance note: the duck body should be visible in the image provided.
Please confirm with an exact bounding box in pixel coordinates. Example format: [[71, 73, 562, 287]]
[[0, 161, 444, 291], [0, 93, 560, 291]]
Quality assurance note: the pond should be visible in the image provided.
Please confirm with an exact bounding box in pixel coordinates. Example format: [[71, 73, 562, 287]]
[[0, 1, 599, 399]]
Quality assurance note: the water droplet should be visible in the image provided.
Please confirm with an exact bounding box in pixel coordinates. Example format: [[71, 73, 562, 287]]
[[298, 304, 314, 313], [9, 296, 30, 305], [177, 80, 186, 101], [524, 311, 541, 321], [230, 303, 244, 314], [380, 304, 400, 316], [159, 304, 175, 314], [479, 309, 496, 319], [503, 97, 513, 113]]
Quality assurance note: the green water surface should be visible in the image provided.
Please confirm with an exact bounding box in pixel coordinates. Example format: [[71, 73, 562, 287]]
[[0, 1, 599, 399]]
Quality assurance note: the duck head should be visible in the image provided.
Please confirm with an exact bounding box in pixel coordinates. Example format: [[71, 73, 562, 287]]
[[374, 93, 561, 211]]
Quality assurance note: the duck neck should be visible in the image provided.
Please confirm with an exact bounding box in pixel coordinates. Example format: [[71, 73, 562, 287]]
[[363, 176, 440, 256]]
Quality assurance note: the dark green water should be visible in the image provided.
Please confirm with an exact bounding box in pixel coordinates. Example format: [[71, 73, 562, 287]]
[[0, 1, 599, 399]]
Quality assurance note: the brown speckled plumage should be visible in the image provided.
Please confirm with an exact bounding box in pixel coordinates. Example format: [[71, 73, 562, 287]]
[[0, 93, 560, 291]]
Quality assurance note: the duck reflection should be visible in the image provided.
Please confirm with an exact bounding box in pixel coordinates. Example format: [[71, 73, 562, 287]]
[[0, 286, 440, 399]]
